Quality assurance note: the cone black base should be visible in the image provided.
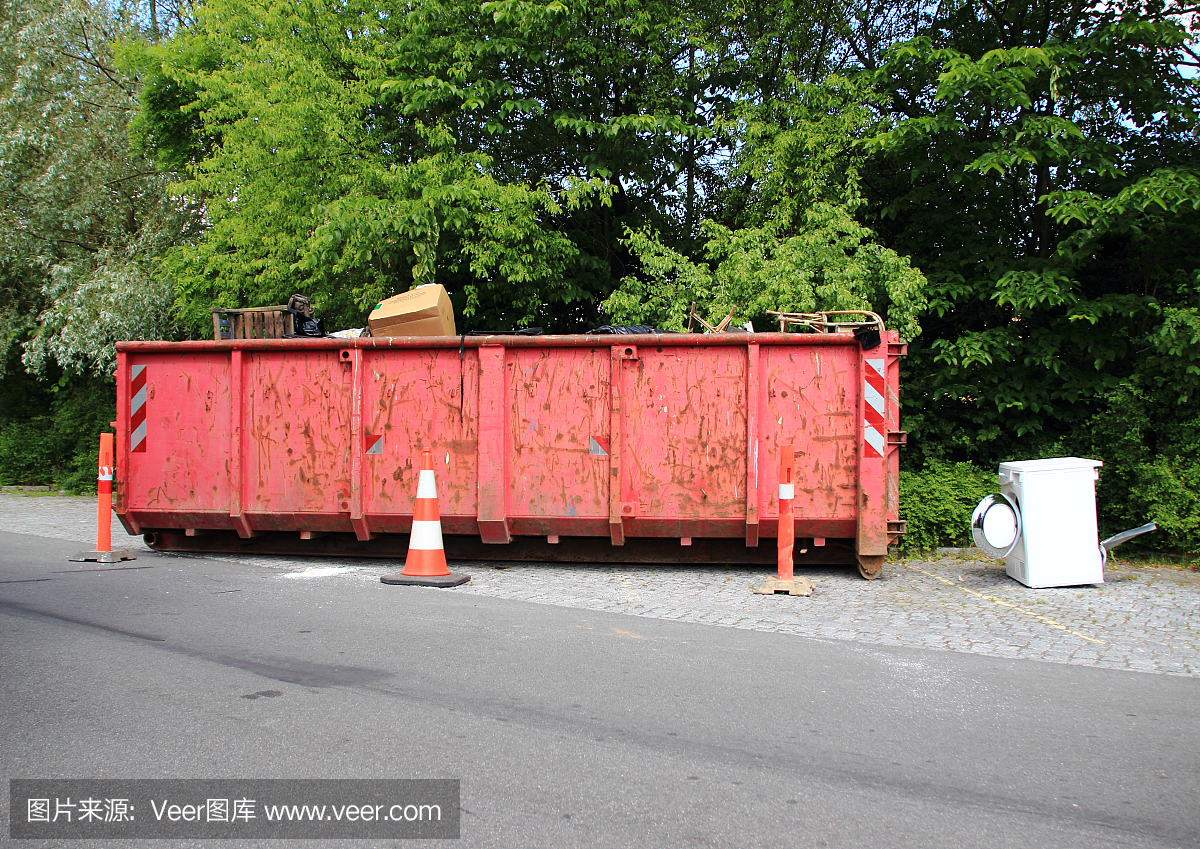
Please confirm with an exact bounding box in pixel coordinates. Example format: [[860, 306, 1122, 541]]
[[381, 571, 470, 588]]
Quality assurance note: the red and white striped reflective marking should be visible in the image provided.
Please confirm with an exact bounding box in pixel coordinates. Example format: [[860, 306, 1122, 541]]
[[98, 465, 113, 495], [863, 358, 886, 459], [365, 434, 383, 455], [130, 365, 147, 453]]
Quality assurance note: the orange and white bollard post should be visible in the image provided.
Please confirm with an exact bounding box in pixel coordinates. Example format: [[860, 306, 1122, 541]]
[[381, 448, 470, 587], [754, 442, 812, 596], [777, 442, 795, 582], [71, 433, 135, 563]]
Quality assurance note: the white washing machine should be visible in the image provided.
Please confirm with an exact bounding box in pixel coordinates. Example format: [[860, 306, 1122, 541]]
[[972, 457, 1104, 588]]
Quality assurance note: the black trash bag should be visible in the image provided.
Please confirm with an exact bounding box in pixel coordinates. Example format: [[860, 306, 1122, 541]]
[[283, 293, 325, 337], [853, 325, 881, 350], [294, 316, 326, 337], [586, 325, 666, 335]]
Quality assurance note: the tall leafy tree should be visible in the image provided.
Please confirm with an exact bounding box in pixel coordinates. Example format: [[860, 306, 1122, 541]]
[[0, 0, 192, 377], [140, 0, 703, 331], [603, 77, 928, 338], [137, 0, 926, 332], [854, 0, 1200, 553], [865, 0, 1200, 458]]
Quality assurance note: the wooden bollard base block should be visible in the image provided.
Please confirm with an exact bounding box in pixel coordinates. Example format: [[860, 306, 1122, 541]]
[[753, 577, 814, 596]]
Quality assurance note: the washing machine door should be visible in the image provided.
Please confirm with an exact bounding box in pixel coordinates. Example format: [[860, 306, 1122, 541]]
[[971, 493, 1022, 559]]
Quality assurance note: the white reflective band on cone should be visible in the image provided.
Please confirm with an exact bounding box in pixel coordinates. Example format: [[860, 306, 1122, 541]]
[[778, 483, 794, 500], [416, 469, 438, 499], [409, 519, 444, 550]]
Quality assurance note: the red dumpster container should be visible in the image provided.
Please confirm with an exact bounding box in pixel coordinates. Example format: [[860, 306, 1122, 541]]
[[114, 332, 906, 578]]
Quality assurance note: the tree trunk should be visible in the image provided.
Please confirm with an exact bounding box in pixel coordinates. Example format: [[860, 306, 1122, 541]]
[[1034, 163, 1051, 258]]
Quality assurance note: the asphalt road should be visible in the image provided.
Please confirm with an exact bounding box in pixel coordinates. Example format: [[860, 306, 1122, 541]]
[[2, 529, 1198, 848]]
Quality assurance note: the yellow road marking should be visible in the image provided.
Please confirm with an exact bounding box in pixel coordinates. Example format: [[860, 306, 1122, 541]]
[[905, 564, 1106, 645], [611, 628, 643, 639]]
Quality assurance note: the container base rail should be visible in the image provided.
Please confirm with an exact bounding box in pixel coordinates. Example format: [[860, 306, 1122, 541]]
[[142, 529, 865, 568]]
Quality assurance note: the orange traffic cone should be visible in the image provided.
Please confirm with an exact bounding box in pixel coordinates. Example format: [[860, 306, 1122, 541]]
[[381, 449, 469, 587]]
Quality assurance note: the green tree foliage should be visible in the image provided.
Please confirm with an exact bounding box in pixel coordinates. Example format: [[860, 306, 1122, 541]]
[[865, 0, 1200, 462], [604, 78, 927, 336], [0, 0, 193, 378], [0, 347, 116, 490], [896, 460, 999, 553], [140, 0, 699, 331], [135, 0, 926, 333], [1064, 385, 1200, 557], [853, 0, 1200, 556]]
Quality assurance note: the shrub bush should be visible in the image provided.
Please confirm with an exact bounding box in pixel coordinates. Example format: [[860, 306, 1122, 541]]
[[1128, 456, 1200, 561], [895, 387, 1200, 563], [0, 379, 115, 492], [1067, 386, 1200, 563], [0, 419, 61, 486], [897, 461, 998, 555]]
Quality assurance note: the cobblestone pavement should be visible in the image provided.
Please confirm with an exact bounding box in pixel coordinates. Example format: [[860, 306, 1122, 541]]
[[3, 493, 1197, 677]]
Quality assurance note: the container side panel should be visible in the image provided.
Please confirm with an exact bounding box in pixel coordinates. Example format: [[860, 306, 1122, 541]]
[[622, 347, 748, 520], [244, 351, 352, 514], [126, 353, 232, 513], [763, 344, 859, 520], [507, 348, 611, 519], [120, 337, 883, 543], [363, 348, 479, 518]]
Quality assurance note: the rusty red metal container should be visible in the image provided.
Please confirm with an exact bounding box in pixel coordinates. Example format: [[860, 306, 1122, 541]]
[[114, 332, 906, 576]]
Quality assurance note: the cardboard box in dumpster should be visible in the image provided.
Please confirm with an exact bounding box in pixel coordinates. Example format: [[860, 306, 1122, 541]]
[[368, 285, 456, 337]]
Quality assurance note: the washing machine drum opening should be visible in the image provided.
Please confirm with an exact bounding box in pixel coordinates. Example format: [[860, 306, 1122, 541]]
[[971, 494, 1022, 559]]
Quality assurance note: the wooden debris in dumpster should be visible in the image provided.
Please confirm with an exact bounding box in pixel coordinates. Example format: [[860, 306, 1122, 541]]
[[688, 302, 738, 333], [211, 293, 326, 340], [766, 310, 884, 335], [212, 305, 294, 340], [287, 294, 326, 337]]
